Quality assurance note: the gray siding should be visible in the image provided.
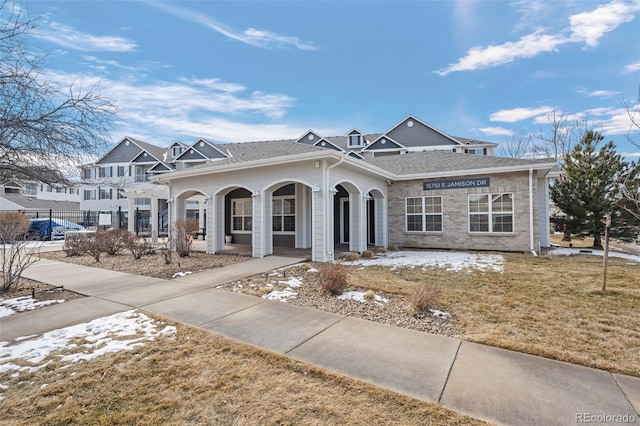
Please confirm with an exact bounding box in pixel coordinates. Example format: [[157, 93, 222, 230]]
[[366, 137, 403, 151], [298, 131, 321, 145], [97, 140, 142, 164], [387, 119, 458, 148], [177, 149, 206, 161], [194, 141, 227, 159], [131, 151, 157, 163]]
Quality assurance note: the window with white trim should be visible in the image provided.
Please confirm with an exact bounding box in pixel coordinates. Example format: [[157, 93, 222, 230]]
[[272, 197, 295, 233], [117, 166, 127, 177], [469, 193, 513, 233], [99, 166, 112, 178], [348, 134, 362, 147], [99, 188, 112, 200], [83, 190, 96, 200], [231, 198, 253, 232], [406, 196, 442, 232]]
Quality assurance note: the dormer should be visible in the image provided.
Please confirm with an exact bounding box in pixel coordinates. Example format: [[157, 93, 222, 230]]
[[346, 129, 365, 149], [169, 141, 187, 160]]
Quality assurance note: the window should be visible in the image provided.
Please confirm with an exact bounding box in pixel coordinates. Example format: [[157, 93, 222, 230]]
[[231, 199, 252, 232], [46, 185, 53, 193], [348, 134, 362, 147], [99, 166, 112, 178], [83, 168, 96, 179], [134, 197, 150, 205], [172, 146, 183, 158], [272, 197, 295, 233], [23, 184, 38, 196], [117, 191, 126, 199], [4, 187, 19, 194], [99, 188, 112, 200], [465, 148, 486, 155], [56, 187, 64, 193], [406, 197, 442, 232], [117, 166, 127, 177], [469, 193, 513, 233], [83, 190, 96, 200]]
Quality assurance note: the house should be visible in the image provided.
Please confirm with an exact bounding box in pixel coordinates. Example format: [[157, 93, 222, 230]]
[[0, 179, 80, 212], [148, 115, 556, 262]]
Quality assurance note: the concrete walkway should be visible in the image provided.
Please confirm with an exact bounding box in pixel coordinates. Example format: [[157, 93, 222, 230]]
[[3, 255, 640, 426]]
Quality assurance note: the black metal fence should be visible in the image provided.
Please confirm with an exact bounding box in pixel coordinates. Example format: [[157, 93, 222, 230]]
[[5, 208, 169, 240]]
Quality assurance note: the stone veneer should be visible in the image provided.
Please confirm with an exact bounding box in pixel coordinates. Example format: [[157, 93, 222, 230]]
[[387, 171, 540, 252]]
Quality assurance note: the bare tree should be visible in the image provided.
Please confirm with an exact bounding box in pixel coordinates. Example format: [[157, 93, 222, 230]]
[[497, 131, 535, 158], [534, 109, 584, 162], [0, 2, 116, 186]]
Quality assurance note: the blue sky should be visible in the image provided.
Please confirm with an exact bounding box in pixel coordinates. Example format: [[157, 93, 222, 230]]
[[18, 0, 640, 156]]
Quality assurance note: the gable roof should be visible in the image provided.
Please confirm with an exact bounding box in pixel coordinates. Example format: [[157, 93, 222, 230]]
[[96, 136, 167, 165]]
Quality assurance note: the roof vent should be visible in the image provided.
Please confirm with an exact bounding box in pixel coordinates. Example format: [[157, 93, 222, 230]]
[[407, 120, 414, 127]]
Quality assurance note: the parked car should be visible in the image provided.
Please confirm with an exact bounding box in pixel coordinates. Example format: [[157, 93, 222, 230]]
[[29, 218, 85, 240]]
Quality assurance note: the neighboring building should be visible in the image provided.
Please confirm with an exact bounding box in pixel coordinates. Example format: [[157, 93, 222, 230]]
[[144, 115, 556, 262], [0, 180, 80, 211]]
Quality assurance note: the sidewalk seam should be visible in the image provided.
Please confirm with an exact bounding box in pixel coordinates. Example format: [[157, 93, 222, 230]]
[[611, 373, 640, 415], [438, 339, 462, 404], [195, 299, 268, 328], [284, 316, 348, 355]]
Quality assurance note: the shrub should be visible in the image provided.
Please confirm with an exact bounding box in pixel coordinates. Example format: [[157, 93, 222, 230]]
[[376, 247, 388, 254], [408, 284, 441, 316], [175, 219, 198, 257], [0, 212, 30, 242], [124, 234, 154, 260], [100, 229, 130, 256], [64, 233, 89, 257], [389, 244, 400, 251], [0, 212, 37, 292], [319, 262, 348, 296], [364, 290, 375, 301], [84, 232, 111, 262], [344, 253, 359, 261], [361, 250, 374, 258], [158, 238, 174, 265]]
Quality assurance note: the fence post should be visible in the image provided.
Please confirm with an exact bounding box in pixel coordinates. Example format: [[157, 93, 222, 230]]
[[48, 209, 53, 241]]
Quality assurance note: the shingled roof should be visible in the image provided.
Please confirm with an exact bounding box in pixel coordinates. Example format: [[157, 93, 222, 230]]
[[363, 151, 554, 176]]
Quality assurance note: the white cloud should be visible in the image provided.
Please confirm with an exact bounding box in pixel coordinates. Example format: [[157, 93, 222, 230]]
[[148, 2, 318, 51], [45, 70, 333, 145], [577, 89, 618, 98], [34, 22, 137, 52], [435, 31, 565, 76], [568, 0, 640, 46], [490, 106, 555, 122], [478, 126, 514, 136], [624, 61, 640, 72], [436, 0, 640, 76]]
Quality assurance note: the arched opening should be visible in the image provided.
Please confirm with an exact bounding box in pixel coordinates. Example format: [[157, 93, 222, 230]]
[[174, 189, 208, 240], [332, 181, 365, 253]]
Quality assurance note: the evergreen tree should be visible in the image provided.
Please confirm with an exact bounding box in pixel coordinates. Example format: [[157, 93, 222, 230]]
[[550, 130, 631, 249]]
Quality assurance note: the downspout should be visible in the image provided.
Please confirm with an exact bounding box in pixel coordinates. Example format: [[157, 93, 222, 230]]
[[529, 167, 537, 256], [326, 157, 344, 260]]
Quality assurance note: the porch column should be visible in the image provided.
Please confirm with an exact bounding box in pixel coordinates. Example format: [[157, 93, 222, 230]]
[[295, 183, 311, 248], [263, 191, 273, 256], [252, 191, 264, 258], [198, 198, 205, 235], [349, 192, 367, 253], [127, 198, 135, 233], [150, 195, 158, 245], [212, 194, 225, 253], [377, 196, 388, 248], [311, 186, 331, 262]]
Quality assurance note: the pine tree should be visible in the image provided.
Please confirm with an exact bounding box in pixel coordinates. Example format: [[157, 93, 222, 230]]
[[550, 130, 630, 249]]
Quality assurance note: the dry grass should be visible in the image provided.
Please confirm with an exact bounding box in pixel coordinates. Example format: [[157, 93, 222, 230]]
[[549, 233, 595, 248], [40, 250, 249, 280], [348, 253, 640, 377], [0, 316, 484, 425]]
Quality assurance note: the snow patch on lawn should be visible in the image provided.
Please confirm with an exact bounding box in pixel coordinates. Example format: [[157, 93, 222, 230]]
[[0, 296, 65, 318], [262, 288, 297, 302], [0, 310, 176, 399], [172, 271, 193, 278], [548, 247, 640, 263], [338, 291, 388, 305], [343, 251, 504, 272]]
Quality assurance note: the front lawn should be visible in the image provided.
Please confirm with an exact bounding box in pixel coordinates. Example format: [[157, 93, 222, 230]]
[[347, 252, 640, 377]]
